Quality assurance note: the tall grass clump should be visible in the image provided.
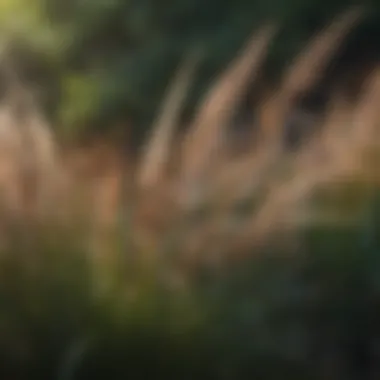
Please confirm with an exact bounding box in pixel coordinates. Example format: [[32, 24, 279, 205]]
[[1, 5, 380, 379]]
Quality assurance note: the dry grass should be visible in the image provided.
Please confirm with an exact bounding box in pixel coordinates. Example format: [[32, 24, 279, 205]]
[[0, 7, 378, 275]]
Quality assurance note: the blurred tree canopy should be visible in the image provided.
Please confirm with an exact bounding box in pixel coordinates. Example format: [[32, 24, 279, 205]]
[[1, 0, 380, 141]]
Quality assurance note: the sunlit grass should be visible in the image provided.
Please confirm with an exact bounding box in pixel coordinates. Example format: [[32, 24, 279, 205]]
[[0, 6, 379, 379]]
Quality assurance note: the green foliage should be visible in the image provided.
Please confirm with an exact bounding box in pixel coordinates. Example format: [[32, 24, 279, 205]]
[[3, 0, 380, 139], [0, 189, 380, 378], [58, 73, 101, 137]]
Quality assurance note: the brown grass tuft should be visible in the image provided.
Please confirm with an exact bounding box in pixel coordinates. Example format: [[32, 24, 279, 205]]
[[0, 9, 378, 276]]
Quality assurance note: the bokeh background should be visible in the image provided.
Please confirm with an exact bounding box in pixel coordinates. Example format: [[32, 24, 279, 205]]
[[0, 1, 380, 379]]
